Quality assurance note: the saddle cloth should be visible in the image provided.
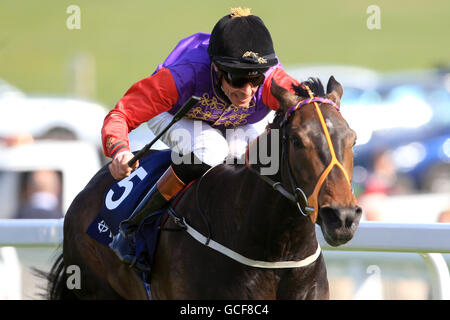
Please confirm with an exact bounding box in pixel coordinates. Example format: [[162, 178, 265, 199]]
[[86, 149, 172, 270]]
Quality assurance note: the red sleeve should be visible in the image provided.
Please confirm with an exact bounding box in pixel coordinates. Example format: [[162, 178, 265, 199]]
[[262, 67, 301, 110], [101, 67, 178, 158]]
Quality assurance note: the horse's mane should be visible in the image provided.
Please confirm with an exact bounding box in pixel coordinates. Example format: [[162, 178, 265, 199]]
[[271, 77, 326, 127], [292, 77, 326, 98]]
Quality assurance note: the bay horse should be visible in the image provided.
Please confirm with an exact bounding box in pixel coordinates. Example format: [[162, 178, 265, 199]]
[[45, 76, 361, 299]]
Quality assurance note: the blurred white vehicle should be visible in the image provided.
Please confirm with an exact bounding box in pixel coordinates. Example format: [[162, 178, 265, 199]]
[[0, 94, 107, 149], [0, 79, 25, 99]]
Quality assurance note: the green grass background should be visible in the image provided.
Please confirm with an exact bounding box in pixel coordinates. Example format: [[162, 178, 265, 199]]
[[1, 0, 449, 107]]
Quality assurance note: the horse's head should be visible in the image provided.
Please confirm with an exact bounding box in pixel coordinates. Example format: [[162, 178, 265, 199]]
[[269, 76, 362, 246]]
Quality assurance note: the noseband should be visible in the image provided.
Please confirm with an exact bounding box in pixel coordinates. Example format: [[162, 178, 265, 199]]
[[246, 84, 352, 223]]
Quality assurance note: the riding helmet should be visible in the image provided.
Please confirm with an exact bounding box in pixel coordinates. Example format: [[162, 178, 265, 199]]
[[208, 8, 278, 75]]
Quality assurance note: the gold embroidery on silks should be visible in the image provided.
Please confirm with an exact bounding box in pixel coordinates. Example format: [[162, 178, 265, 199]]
[[185, 107, 220, 122], [213, 109, 252, 127], [184, 92, 256, 128], [199, 93, 226, 111]]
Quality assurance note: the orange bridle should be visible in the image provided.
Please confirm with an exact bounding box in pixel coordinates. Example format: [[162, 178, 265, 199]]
[[299, 87, 351, 222]]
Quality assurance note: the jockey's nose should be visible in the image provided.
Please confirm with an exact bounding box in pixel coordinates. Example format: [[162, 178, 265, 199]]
[[240, 82, 258, 95]]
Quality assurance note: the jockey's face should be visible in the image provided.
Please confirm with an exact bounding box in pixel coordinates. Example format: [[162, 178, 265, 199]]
[[213, 63, 260, 107], [221, 77, 259, 107]]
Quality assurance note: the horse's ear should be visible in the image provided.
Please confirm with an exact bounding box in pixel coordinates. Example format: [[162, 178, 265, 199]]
[[270, 79, 299, 112], [326, 76, 343, 106]]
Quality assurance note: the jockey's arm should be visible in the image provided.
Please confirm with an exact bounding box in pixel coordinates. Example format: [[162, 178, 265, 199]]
[[262, 67, 301, 110], [102, 67, 179, 179]]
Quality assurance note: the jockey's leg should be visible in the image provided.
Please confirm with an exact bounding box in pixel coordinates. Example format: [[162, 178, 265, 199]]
[[224, 122, 262, 163], [117, 152, 212, 235], [146, 112, 230, 166], [110, 114, 228, 271]]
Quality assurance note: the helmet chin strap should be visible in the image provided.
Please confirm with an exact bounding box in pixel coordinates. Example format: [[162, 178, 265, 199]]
[[211, 64, 232, 104]]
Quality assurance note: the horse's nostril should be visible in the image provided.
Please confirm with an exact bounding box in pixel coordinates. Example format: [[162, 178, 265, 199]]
[[320, 207, 342, 228], [355, 206, 363, 215], [345, 215, 354, 228], [321, 206, 361, 229], [346, 206, 362, 228]]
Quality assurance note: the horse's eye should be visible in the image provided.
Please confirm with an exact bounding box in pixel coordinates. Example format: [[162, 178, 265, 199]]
[[290, 136, 304, 148], [352, 135, 357, 147], [350, 130, 357, 147]]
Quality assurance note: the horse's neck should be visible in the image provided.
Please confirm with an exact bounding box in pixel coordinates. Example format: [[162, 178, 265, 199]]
[[205, 164, 318, 262]]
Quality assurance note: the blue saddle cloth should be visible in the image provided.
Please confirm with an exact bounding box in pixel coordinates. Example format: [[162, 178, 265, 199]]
[[86, 149, 172, 269]]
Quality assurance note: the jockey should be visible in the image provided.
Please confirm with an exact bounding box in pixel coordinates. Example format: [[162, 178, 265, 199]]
[[103, 8, 300, 269]]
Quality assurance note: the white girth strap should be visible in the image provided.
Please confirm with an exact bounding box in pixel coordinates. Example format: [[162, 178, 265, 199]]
[[183, 220, 322, 269]]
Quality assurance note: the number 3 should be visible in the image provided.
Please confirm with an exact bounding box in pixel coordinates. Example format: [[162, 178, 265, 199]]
[[105, 167, 148, 210]]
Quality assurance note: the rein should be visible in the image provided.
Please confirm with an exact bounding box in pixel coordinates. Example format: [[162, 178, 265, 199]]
[[246, 84, 351, 223]]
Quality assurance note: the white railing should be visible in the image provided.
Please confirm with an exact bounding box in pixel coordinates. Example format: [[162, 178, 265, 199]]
[[0, 219, 449, 299], [0, 219, 63, 248], [316, 221, 450, 300]]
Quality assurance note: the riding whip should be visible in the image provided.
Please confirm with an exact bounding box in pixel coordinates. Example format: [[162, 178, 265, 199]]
[[128, 95, 201, 167]]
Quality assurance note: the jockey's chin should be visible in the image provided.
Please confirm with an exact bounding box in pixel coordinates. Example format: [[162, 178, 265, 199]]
[[226, 86, 258, 107], [221, 78, 258, 108], [230, 94, 254, 108]]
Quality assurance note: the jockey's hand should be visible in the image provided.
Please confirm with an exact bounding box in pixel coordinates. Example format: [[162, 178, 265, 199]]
[[109, 151, 139, 180]]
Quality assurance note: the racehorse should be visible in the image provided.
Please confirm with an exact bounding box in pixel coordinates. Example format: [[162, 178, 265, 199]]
[[45, 76, 361, 299]]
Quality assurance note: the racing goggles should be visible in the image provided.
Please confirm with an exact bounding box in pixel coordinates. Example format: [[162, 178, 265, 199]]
[[220, 69, 265, 88]]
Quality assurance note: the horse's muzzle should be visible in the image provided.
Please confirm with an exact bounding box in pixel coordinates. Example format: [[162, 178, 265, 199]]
[[317, 205, 362, 246]]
